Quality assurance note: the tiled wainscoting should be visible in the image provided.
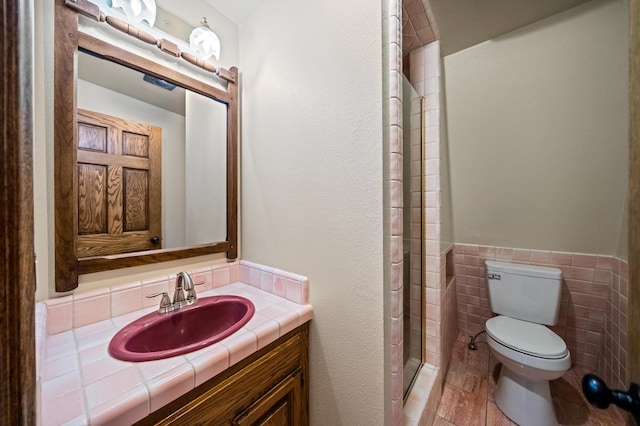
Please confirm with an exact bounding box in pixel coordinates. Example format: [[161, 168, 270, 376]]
[[453, 243, 628, 387], [599, 261, 629, 389], [440, 265, 459, 383]]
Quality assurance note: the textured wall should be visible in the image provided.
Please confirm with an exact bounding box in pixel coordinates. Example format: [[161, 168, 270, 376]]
[[444, 0, 628, 255], [239, 1, 386, 424]]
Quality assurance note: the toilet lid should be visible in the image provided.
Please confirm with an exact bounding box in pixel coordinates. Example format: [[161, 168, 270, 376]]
[[486, 316, 568, 359]]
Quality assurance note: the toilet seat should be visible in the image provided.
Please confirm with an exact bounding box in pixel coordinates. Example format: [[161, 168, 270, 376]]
[[486, 316, 568, 359], [486, 316, 571, 374]]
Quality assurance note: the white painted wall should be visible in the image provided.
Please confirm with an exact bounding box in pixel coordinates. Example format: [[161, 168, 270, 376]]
[[444, 0, 628, 255], [239, 0, 385, 424]]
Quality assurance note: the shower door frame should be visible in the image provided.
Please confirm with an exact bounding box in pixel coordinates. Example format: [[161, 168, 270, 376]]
[[402, 81, 427, 399]]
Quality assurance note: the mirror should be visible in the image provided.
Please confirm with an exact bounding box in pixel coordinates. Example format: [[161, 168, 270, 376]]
[[77, 50, 228, 249], [54, 1, 238, 292]]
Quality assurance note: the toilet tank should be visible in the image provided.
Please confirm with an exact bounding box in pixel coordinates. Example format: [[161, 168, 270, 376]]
[[486, 260, 563, 325]]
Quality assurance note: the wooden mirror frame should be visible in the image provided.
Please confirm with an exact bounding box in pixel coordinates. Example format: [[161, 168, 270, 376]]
[[54, 0, 238, 292]]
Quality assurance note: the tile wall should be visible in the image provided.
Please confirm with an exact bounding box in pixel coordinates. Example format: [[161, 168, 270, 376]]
[[410, 40, 443, 368], [453, 243, 628, 378], [401, 0, 437, 56], [598, 259, 629, 389], [440, 255, 459, 380], [385, 0, 405, 423]]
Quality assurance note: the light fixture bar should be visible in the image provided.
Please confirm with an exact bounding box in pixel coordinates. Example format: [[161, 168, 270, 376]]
[[63, 0, 236, 83]]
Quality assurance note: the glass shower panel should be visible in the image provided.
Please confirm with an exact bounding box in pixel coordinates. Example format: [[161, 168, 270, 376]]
[[402, 76, 423, 398]]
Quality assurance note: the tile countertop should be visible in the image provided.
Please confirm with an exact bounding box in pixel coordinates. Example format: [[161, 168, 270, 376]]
[[36, 266, 312, 426]]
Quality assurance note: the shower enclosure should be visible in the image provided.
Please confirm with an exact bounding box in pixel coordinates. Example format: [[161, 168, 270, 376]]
[[402, 76, 424, 397]]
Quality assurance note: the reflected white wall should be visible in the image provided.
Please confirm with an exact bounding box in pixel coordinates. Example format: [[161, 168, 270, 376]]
[[185, 92, 227, 244]]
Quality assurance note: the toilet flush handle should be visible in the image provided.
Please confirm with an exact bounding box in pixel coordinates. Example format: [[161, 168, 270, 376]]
[[487, 273, 501, 280]]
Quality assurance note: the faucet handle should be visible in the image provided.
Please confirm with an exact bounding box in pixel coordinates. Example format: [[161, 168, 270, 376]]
[[146, 292, 175, 314], [185, 280, 205, 305]]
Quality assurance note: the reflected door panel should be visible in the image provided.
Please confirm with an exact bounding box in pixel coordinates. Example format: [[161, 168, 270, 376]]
[[76, 109, 162, 257]]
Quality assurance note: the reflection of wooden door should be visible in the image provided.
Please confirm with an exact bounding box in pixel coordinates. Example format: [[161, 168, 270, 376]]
[[76, 109, 161, 257]]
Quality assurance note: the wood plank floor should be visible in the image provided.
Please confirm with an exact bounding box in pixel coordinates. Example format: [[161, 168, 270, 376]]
[[434, 334, 625, 425]]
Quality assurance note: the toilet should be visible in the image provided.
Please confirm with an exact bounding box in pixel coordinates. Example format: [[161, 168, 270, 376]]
[[485, 260, 571, 426]]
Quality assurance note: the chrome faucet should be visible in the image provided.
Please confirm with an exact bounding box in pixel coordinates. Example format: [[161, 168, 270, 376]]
[[176, 271, 197, 306], [146, 271, 204, 313]]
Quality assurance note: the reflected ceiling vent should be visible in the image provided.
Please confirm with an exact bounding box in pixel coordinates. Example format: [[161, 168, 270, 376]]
[[143, 74, 177, 91]]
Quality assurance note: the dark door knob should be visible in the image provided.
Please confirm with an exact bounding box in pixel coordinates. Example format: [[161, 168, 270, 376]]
[[150, 236, 160, 244], [582, 373, 640, 424]]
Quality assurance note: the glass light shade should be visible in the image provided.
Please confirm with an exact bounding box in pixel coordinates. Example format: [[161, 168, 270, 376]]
[[189, 18, 220, 61], [112, 0, 157, 26]]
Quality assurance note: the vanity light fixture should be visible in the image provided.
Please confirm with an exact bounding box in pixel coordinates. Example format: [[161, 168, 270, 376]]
[[111, 0, 157, 26], [189, 17, 221, 61]]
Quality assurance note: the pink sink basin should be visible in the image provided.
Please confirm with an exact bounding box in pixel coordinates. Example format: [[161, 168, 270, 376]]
[[109, 295, 255, 362]]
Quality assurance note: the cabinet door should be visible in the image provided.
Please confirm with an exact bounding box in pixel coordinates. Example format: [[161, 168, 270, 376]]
[[140, 328, 308, 426], [233, 368, 303, 426]]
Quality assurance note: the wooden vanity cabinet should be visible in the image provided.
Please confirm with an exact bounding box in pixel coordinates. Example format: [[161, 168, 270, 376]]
[[136, 323, 309, 426]]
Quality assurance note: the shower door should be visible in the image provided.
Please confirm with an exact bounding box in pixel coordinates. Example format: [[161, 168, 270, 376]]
[[402, 76, 424, 397]]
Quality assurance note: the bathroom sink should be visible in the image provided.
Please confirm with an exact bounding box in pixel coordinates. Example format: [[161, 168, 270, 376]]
[[109, 295, 255, 362]]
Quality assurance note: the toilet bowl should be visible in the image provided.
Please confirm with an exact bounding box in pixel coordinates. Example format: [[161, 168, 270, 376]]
[[485, 261, 571, 426], [487, 316, 571, 426]]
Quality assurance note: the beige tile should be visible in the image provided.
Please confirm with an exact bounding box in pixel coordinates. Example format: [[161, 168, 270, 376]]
[[580, 406, 626, 426], [445, 366, 487, 394], [551, 368, 588, 406], [486, 400, 517, 426], [448, 335, 490, 375], [433, 415, 456, 426], [555, 367, 625, 425], [553, 397, 595, 425], [437, 381, 488, 426]]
